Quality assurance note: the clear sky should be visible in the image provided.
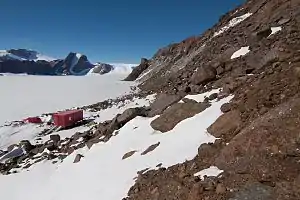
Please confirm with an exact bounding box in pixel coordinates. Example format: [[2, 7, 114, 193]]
[[1, 0, 245, 63]]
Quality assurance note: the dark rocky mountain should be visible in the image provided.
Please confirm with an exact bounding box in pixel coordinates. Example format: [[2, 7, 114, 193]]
[[89, 62, 115, 74], [0, 50, 114, 75]]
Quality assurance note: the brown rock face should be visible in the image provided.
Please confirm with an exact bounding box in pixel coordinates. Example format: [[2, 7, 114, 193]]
[[207, 110, 242, 138], [191, 66, 217, 85], [124, 58, 149, 81], [215, 97, 300, 178], [147, 93, 182, 117], [150, 102, 210, 132]]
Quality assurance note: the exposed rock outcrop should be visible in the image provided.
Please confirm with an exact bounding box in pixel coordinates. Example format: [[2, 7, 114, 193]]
[[124, 58, 150, 81]]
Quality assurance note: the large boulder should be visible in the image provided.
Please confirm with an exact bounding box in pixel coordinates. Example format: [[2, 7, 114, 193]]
[[124, 58, 149, 81], [151, 101, 210, 132], [108, 107, 149, 132], [207, 110, 242, 138], [191, 66, 217, 85], [148, 93, 182, 117]]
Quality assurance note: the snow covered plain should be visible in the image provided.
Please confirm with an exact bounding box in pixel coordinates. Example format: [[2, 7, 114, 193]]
[[0, 73, 134, 125], [0, 58, 233, 200], [0, 90, 233, 200]]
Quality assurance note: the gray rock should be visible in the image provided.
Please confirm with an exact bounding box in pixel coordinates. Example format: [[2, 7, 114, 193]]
[[229, 182, 273, 200], [254, 27, 272, 41], [141, 142, 160, 155], [191, 66, 217, 85], [6, 144, 18, 152], [151, 102, 210, 132], [278, 18, 290, 25], [19, 140, 34, 153], [220, 103, 232, 113], [50, 134, 61, 143], [73, 154, 84, 163], [148, 93, 182, 117]]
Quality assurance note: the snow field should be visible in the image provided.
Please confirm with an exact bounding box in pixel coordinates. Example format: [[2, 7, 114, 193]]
[[0, 91, 233, 200]]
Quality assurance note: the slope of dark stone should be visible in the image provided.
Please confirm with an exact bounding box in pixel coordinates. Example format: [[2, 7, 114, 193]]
[[0, 51, 94, 75], [124, 58, 150, 81], [54, 52, 94, 75], [0, 60, 55, 75], [126, 0, 300, 200]]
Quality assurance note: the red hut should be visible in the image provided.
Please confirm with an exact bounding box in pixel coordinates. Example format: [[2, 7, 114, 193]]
[[52, 109, 83, 128]]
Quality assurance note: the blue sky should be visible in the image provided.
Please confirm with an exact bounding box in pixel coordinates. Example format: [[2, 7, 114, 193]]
[[1, 0, 245, 63]]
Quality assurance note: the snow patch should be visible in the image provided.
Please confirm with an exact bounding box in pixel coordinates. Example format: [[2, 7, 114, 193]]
[[269, 26, 282, 37], [35, 54, 55, 61], [231, 46, 250, 59], [194, 166, 224, 180], [181, 88, 221, 103], [213, 13, 252, 37]]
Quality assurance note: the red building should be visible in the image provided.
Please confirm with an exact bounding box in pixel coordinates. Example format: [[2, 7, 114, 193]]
[[52, 110, 83, 128]]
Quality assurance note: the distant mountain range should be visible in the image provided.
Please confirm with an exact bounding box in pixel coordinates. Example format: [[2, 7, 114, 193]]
[[0, 49, 136, 76]]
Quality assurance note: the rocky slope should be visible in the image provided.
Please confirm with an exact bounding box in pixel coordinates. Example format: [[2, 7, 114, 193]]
[[123, 0, 300, 199]]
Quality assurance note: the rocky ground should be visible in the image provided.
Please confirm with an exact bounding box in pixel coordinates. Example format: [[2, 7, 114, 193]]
[[1, 0, 299, 199], [122, 0, 300, 199]]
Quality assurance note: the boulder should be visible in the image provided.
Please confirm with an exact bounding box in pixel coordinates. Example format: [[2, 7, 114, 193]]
[[278, 18, 290, 25], [122, 150, 137, 160], [151, 102, 210, 132], [141, 142, 160, 155], [50, 134, 61, 144], [19, 140, 34, 153], [7, 144, 18, 152], [44, 142, 57, 151], [220, 103, 232, 113], [73, 154, 84, 163], [207, 110, 242, 138], [191, 66, 217, 85], [208, 93, 218, 100], [148, 93, 182, 117], [108, 107, 149, 131], [116, 107, 148, 125]]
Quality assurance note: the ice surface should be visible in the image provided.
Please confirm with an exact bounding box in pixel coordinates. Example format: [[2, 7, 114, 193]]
[[0, 75, 134, 125]]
